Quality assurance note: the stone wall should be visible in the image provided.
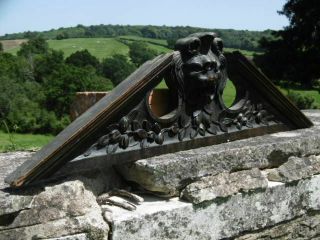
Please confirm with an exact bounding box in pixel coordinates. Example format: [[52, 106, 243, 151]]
[[0, 110, 320, 240]]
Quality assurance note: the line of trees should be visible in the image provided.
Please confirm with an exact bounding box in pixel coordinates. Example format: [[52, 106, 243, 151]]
[[0, 25, 273, 52], [0, 38, 157, 134]]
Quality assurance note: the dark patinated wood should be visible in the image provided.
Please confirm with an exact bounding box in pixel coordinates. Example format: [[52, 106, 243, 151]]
[[5, 53, 173, 187], [6, 33, 312, 188], [72, 51, 312, 167]]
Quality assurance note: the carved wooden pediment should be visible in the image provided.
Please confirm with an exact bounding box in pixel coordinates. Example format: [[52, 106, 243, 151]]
[[6, 32, 312, 188]]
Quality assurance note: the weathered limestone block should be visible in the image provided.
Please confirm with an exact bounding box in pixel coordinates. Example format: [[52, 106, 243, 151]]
[[0, 179, 109, 240], [117, 110, 320, 196], [0, 180, 99, 230], [0, 151, 34, 216], [0, 151, 113, 240], [109, 175, 320, 240], [234, 212, 320, 240], [266, 155, 320, 182], [181, 168, 268, 204], [0, 212, 108, 240]]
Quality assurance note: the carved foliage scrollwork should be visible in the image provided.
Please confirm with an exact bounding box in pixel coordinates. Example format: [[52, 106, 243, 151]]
[[220, 101, 275, 130], [84, 100, 275, 157], [83, 32, 278, 157]]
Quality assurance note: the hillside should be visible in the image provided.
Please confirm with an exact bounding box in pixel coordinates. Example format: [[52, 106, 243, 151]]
[[0, 24, 272, 52], [2, 36, 258, 60]]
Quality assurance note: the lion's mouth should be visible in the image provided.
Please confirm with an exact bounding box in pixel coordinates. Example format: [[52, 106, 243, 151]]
[[208, 76, 217, 82]]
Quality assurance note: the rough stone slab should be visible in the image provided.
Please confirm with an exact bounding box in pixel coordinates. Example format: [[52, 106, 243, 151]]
[[181, 168, 268, 204], [0, 211, 109, 240], [0, 152, 125, 217], [117, 110, 320, 196], [0, 151, 123, 239], [235, 212, 320, 240], [266, 155, 320, 182], [0, 177, 110, 239], [0, 151, 33, 190], [109, 174, 320, 240], [0, 180, 99, 230], [0, 152, 35, 216]]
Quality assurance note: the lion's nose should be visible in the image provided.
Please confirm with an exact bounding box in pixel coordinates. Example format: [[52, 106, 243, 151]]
[[208, 72, 218, 81]]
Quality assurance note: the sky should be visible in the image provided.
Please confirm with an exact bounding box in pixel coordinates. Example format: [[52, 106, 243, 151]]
[[0, 0, 289, 36]]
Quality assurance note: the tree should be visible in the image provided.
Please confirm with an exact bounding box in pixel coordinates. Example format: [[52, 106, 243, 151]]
[[0, 52, 17, 77], [102, 54, 136, 86], [23, 31, 38, 39], [33, 49, 64, 83], [56, 31, 69, 40], [0, 42, 3, 52], [254, 0, 320, 87], [0, 44, 112, 134], [0, 75, 22, 120], [17, 37, 49, 58], [280, 0, 320, 47], [43, 64, 110, 116], [141, 26, 158, 38], [0, 52, 34, 83], [65, 49, 100, 70], [0, 74, 65, 134], [167, 38, 177, 49], [128, 41, 157, 66]]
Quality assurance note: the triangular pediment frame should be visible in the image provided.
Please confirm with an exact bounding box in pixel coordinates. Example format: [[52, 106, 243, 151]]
[[6, 50, 312, 188]]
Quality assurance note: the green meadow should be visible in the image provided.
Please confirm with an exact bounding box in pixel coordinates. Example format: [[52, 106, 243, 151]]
[[4, 36, 257, 59], [48, 38, 130, 59], [5, 37, 130, 59], [0, 131, 53, 152]]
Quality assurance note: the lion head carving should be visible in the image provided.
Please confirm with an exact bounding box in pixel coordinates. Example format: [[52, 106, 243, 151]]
[[165, 32, 227, 113]]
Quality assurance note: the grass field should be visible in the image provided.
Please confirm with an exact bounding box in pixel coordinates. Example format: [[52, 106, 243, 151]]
[[3, 36, 259, 59], [280, 87, 320, 109], [47, 38, 130, 59], [0, 131, 53, 152], [3, 36, 170, 59]]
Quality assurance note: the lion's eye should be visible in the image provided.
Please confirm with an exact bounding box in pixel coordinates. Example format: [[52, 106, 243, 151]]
[[204, 63, 212, 71]]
